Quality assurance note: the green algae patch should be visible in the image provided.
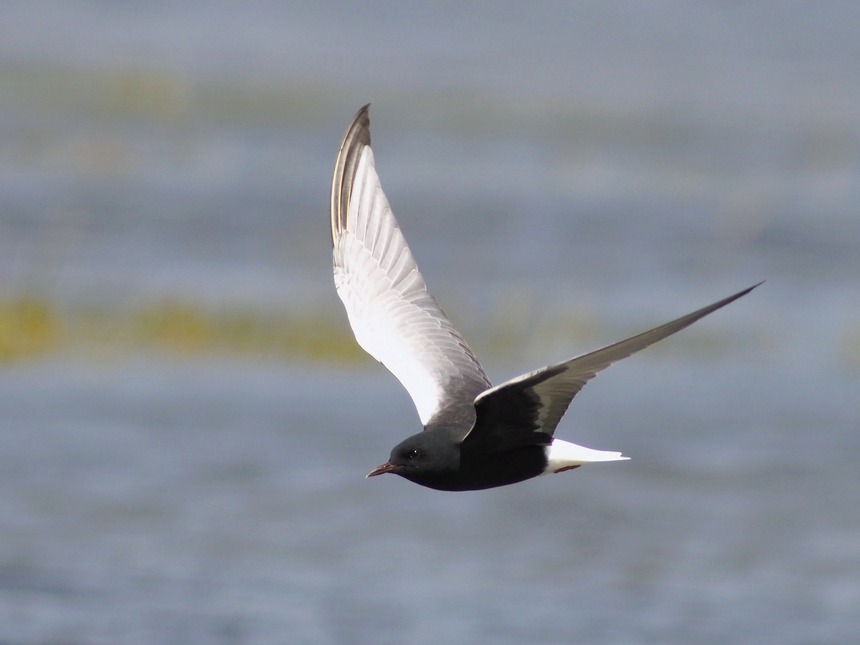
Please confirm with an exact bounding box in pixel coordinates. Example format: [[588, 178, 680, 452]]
[[0, 296, 365, 365], [125, 300, 364, 362], [0, 297, 62, 362]]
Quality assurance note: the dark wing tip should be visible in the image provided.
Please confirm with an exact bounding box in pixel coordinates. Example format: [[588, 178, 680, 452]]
[[741, 280, 765, 296], [715, 280, 764, 309], [330, 104, 372, 246]]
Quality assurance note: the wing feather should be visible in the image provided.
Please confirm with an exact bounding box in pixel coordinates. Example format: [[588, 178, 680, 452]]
[[331, 105, 491, 426], [466, 283, 761, 447]]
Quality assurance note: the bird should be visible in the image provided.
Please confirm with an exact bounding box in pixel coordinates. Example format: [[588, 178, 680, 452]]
[[330, 104, 759, 492]]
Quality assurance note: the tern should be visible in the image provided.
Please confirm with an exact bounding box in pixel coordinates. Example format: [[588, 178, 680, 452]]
[[330, 104, 759, 491]]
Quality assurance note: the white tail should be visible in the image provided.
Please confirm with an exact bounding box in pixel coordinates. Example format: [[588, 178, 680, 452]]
[[542, 439, 629, 475]]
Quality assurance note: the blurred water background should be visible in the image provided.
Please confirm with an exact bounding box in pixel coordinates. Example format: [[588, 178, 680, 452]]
[[1, 2, 858, 643]]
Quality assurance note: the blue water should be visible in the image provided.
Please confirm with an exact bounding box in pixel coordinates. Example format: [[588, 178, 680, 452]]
[[1, 3, 859, 643]]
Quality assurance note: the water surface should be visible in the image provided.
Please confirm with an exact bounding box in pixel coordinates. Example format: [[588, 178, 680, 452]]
[[0, 3, 858, 643]]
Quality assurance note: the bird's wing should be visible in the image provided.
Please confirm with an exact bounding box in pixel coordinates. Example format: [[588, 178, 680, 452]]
[[464, 283, 761, 448], [331, 105, 491, 427]]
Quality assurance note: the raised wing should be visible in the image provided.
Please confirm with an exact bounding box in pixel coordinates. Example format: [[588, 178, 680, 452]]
[[465, 283, 761, 448], [331, 105, 491, 427]]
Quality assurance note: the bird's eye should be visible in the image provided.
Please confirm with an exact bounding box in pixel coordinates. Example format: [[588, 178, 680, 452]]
[[407, 449, 421, 460]]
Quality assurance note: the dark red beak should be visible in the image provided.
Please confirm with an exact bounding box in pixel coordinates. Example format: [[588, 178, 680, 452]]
[[366, 462, 400, 478]]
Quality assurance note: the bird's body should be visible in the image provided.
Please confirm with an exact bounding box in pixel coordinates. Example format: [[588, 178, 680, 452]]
[[330, 104, 758, 492]]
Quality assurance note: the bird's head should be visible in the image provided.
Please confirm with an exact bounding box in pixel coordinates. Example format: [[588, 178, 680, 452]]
[[366, 429, 460, 486]]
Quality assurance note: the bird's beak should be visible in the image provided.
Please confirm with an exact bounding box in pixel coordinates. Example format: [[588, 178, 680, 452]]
[[366, 462, 399, 478]]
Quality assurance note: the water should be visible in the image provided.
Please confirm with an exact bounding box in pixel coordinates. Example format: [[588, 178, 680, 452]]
[[1, 3, 859, 643]]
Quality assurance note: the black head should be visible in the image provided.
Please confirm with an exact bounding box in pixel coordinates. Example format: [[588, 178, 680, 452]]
[[366, 429, 461, 488]]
